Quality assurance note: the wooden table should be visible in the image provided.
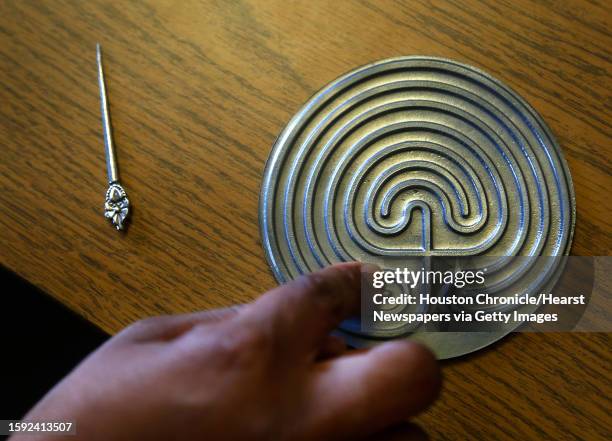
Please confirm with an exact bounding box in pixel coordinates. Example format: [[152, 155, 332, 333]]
[[1, 1, 610, 439]]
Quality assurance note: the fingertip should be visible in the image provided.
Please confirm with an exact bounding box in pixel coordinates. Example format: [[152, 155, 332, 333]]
[[361, 262, 381, 274], [322, 261, 364, 285], [306, 339, 441, 439], [241, 262, 367, 356], [376, 340, 438, 371], [295, 261, 365, 318]]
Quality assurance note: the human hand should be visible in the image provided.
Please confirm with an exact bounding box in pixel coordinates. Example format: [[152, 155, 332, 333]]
[[12, 262, 440, 441]]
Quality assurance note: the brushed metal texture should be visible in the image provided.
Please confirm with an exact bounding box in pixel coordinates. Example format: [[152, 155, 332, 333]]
[[259, 57, 575, 358]]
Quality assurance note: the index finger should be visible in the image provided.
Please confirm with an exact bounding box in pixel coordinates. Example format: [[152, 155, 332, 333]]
[[240, 262, 364, 355]]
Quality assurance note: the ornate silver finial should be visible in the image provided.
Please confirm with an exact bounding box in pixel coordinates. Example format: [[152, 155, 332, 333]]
[[105, 183, 130, 230], [97, 43, 131, 231]]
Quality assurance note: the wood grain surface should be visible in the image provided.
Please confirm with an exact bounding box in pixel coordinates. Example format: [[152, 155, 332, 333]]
[[1, 0, 610, 439]]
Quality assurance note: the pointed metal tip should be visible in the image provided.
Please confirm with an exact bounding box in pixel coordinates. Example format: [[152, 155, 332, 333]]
[[96, 43, 102, 62]]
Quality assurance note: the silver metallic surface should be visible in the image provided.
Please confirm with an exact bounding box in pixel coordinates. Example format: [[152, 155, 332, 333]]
[[104, 183, 130, 231], [97, 44, 130, 230], [259, 57, 575, 359]]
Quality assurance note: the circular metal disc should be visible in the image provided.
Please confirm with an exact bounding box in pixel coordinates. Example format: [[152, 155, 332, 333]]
[[259, 57, 575, 359]]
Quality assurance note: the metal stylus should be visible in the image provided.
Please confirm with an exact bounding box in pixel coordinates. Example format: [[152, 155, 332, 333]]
[[97, 43, 130, 230]]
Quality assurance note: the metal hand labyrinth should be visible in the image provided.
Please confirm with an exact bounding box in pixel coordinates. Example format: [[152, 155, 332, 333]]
[[259, 57, 575, 358]]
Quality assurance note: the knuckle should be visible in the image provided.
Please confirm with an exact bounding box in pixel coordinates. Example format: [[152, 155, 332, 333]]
[[125, 315, 161, 332], [136, 315, 169, 329], [229, 327, 270, 353], [136, 315, 166, 327], [119, 315, 169, 339], [205, 325, 272, 367]]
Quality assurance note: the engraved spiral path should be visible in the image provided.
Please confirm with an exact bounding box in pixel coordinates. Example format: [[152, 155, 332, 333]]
[[259, 57, 575, 353]]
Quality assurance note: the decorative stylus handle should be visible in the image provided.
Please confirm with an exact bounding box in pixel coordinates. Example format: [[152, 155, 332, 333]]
[[97, 43, 130, 230]]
